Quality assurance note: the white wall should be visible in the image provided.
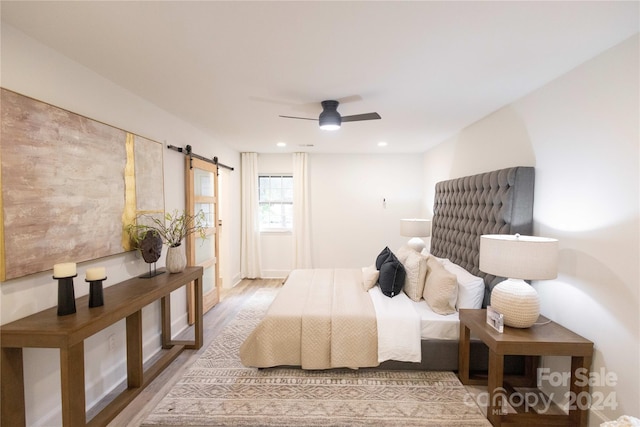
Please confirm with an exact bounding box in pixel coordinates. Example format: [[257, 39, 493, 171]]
[[258, 153, 425, 276], [310, 154, 425, 268], [423, 35, 639, 425], [0, 24, 242, 426]]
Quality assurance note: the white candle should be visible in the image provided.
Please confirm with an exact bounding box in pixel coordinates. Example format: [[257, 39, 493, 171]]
[[86, 267, 106, 281], [53, 262, 76, 278]]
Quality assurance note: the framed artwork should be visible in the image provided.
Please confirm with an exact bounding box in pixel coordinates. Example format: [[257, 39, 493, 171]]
[[0, 88, 164, 281]]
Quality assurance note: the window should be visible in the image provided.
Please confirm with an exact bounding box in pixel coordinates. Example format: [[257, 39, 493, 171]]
[[259, 175, 293, 231]]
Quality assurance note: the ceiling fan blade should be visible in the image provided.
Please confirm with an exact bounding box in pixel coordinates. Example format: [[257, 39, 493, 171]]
[[335, 94, 363, 104], [279, 115, 318, 121], [341, 112, 381, 122]]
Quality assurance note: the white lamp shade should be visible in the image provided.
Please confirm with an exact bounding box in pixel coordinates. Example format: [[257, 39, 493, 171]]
[[480, 234, 558, 328], [479, 234, 558, 280], [400, 219, 431, 238]]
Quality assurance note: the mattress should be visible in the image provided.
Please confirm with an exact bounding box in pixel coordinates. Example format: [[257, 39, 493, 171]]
[[410, 298, 460, 341]]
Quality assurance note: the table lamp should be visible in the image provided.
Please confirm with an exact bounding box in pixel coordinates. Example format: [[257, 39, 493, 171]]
[[400, 219, 431, 252], [479, 234, 558, 328]]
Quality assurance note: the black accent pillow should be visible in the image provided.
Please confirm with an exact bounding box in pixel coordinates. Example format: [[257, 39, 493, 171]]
[[378, 252, 406, 298], [375, 246, 392, 270]]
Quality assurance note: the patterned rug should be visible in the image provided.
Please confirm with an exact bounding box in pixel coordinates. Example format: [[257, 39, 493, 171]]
[[142, 289, 490, 427]]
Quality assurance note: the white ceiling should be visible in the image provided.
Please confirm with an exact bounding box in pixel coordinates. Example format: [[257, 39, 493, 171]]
[[2, 1, 638, 154]]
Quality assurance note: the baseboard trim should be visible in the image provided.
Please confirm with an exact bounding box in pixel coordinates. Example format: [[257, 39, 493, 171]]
[[260, 269, 289, 279], [230, 272, 242, 287]]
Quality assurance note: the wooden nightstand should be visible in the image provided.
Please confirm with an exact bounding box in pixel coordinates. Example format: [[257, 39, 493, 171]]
[[458, 309, 593, 427]]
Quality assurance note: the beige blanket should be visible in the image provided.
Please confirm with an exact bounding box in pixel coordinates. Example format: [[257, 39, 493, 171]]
[[239, 269, 379, 369]]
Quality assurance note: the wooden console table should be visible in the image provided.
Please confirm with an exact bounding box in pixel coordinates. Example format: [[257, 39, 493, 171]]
[[1, 266, 203, 427], [458, 309, 593, 427]]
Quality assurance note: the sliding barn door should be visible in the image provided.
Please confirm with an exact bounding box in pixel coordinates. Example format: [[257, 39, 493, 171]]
[[186, 156, 220, 323]]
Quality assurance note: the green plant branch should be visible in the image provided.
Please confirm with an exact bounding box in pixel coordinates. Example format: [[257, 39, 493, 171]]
[[126, 210, 207, 248]]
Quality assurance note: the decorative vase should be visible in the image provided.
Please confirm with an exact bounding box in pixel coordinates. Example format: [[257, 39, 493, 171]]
[[166, 244, 187, 273]]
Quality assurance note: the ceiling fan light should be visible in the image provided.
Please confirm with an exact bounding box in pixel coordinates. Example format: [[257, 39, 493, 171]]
[[319, 123, 340, 131], [319, 110, 341, 131]]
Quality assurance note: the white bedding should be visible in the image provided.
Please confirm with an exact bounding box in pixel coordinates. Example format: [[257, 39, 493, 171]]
[[410, 299, 460, 340], [368, 281, 461, 362], [368, 286, 422, 363], [241, 267, 465, 369]]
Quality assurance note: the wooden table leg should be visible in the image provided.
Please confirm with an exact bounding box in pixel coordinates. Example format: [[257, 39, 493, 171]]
[[524, 355, 539, 387], [458, 323, 471, 384], [487, 349, 505, 427], [569, 355, 592, 427], [194, 274, 203, 349], [60, 342, 86, 426], [161, 295, 172, 349], [126, 310, 143, 388], [1, 347, 26, 426]]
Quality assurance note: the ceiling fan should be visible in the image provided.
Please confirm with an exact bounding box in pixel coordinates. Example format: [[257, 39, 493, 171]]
[[279, 100, 381, 131]]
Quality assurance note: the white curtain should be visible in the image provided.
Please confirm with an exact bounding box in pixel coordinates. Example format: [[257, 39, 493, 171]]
[[292, 152, 312, 269], [240, 152, 262, 278]]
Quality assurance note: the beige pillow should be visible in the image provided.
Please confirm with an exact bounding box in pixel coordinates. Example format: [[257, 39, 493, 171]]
[[395, 245, 413, 265], [361, 265, 379, 291], [402, 250, 429, 302], [423, 258, 458, 315]]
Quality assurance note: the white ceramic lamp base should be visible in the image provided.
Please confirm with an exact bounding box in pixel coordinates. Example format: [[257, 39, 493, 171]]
[[406, 237, 426, 252], [490, 278, 540, 328]]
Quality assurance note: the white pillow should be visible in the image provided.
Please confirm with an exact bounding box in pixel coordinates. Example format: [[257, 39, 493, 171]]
[[361, 265, 379, 291], [440, 260, 485, 309]]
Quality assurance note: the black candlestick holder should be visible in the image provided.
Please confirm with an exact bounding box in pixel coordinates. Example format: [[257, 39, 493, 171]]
[[54, 274, 77, 316], [86, 277, 106, 308]]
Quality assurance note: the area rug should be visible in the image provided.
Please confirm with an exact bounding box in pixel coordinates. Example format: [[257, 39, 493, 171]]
[[142, 289, 490, 427]]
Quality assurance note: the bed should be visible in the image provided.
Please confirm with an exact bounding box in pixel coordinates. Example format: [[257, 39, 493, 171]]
[[240, 166, 535, 370]]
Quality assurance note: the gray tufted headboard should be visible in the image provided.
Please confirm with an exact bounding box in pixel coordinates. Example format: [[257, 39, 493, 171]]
[[430, 167, 535, 306]]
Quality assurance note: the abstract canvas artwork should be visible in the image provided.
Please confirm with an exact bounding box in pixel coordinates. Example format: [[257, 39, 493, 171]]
[[0, 88, 164, 281]]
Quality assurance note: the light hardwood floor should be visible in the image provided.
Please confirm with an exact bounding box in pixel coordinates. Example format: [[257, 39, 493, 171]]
[[104, 278, 283, 427]]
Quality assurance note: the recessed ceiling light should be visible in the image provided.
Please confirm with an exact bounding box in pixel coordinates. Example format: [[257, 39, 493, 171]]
[[276, 142, 287, 147], [377, 141, 388, 147]]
